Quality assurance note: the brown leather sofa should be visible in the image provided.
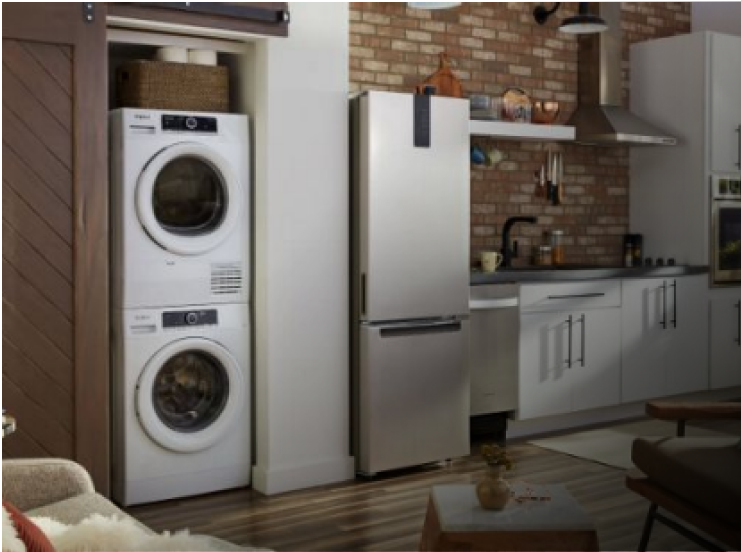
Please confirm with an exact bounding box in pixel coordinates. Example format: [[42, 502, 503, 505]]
[[626, 401, 741, 552]]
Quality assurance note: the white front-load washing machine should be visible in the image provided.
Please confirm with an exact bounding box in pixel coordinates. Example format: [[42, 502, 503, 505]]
[[110, 108, 250, 309], [111, 303, 251, 506]]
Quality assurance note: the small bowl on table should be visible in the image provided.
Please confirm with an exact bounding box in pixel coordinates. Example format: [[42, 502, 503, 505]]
[[532, 101, 560, 125]]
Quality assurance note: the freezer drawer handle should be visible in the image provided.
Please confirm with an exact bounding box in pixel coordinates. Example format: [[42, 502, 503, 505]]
[[379, 320, 462, 338], [547, 293, 606, 300], [735, 300, 741, 346], [470, 298, 519, 310]]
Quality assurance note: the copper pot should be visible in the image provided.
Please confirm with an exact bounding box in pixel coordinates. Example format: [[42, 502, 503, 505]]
[[532, 101, 560, 125]]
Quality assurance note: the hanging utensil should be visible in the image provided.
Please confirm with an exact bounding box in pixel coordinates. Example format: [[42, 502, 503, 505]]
[[551, 151, 560, 206], [557, 152, 565, 205], [546, 148, 554, 202]]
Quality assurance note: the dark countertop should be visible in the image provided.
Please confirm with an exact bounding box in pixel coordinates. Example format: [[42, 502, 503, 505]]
[[471, 265, 709, 285]]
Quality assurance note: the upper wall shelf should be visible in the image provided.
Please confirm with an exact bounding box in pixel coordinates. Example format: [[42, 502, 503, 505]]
[[470, 120, 575, 142]]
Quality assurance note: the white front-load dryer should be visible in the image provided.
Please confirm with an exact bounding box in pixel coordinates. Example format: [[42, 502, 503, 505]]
[[111, 303, 250, 506], [110, 108, 250, 309]]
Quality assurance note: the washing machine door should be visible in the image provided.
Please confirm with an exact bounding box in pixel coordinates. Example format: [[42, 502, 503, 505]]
[[137, 143, 242, 256], [136, 337, 245, 453]]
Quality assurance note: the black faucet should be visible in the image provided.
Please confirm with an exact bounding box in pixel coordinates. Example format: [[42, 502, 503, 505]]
[[501, 216, 538, 267]]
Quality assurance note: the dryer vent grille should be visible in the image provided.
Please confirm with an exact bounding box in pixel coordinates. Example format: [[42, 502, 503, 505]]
[[211, 263, 243, 296]]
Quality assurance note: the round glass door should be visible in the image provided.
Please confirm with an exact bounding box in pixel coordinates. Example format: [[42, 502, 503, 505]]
[[136, 338, 244, 453], [153, 157, 226, 237], [137, 143, 242, 256]]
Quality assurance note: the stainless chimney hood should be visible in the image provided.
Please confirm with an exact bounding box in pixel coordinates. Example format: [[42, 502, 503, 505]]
[[566, 3, 677, 146]]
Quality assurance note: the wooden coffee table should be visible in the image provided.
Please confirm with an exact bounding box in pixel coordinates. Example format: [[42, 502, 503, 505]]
[[419, 483, 599, 551]]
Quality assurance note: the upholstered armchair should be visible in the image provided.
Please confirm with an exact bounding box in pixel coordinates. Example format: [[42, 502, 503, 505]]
[[626, 401, 741, 551]]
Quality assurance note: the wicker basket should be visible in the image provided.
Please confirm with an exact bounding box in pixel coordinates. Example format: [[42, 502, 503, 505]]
[[117, 60, 229, 112]]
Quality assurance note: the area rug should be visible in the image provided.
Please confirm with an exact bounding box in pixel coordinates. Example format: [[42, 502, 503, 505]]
[[528, 418, 739, 470]]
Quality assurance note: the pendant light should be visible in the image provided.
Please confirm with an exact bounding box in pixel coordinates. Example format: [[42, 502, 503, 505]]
[[533, 2, 608, 34], [559, 2, 608, 34]]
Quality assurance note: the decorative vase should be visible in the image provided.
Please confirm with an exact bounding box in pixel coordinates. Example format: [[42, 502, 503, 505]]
[[476, 464, 511, 510]]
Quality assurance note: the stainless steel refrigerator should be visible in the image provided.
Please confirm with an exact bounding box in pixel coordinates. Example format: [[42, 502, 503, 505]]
[[350, 91, 470, 476]]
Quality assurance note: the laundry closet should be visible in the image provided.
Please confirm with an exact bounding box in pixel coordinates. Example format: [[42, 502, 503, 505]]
[[3, 3, 352, 499]]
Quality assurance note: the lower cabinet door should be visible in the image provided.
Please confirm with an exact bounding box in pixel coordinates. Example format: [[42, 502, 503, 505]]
[[518, 311, 572, 419], [571, 309, 621, 413]]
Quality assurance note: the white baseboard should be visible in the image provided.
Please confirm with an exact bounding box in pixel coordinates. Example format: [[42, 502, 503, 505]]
[[252, 455, 356, 496], [507, 386, 741, 441]]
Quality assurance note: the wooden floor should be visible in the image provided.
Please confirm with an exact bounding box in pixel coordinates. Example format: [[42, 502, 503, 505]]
[[125, 424, 727, 552]]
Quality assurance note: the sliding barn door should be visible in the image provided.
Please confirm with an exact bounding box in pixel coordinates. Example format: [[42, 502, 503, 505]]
[[2, 3, 109, 494]]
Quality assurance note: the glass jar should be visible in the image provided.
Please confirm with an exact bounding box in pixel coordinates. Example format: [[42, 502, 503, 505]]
[[536, 245, 552, 266], [551, 230, 565, 265]]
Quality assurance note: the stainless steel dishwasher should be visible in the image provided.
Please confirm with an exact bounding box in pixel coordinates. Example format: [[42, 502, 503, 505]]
[[470, 283, 519, 416]]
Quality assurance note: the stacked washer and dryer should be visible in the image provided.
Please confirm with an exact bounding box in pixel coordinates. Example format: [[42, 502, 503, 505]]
[[110, 109, 252, 506]]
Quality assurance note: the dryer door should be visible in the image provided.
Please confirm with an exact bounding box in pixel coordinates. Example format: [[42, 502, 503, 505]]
[[137, 143, 242, 256], [136, 337, 245, 453]]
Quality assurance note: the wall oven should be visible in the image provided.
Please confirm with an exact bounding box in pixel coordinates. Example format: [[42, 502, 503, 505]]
[[712, 174, 741, 286]]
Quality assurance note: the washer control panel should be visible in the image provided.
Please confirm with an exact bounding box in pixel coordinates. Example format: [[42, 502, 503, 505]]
[[162, 114, 218, 133], [163, 309, 218, 328]]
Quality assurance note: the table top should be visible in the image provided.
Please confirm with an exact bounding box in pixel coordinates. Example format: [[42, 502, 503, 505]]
[[432, 483, 595, 533]]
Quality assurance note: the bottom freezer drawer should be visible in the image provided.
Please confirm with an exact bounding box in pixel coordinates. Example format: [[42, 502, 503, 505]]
[[357, 319, 470, 475]]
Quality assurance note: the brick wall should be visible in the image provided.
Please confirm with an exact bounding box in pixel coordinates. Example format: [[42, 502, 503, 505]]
[[349, 2, 690, 267]]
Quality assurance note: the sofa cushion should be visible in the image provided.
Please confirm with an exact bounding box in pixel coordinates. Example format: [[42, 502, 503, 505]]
[[632, 436, 741, 528], [3, 500, 56, 552]]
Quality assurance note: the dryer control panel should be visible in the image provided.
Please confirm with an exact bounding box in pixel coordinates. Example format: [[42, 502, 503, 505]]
[[163, 309, 219, 328], [162, 115, 218, 133]]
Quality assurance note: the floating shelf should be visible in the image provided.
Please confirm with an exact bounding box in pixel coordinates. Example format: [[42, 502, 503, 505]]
[[469, 119, 575, 142]]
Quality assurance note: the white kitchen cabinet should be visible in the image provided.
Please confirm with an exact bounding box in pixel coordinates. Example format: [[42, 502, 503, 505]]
[[631, 32, 741, 266], [709, 33, 741, 173], [518, 282, 621, 419], [621, 275, 709, 403], [710, 288, 741, 388]]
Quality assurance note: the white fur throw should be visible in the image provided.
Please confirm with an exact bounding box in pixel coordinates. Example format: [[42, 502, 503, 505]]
[[3, 504, 252, 552]]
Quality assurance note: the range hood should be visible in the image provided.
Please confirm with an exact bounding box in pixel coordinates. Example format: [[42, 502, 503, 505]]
[[567, 3, 677, 146]]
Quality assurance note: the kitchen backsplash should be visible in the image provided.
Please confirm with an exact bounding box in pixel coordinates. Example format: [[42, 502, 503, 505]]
[[349, 2, 691, 267]]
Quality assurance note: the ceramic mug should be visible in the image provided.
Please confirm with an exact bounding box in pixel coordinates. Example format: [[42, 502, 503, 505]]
[[481, 251, 503, 273]]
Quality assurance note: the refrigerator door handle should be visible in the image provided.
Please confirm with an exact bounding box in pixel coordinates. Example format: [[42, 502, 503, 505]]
[[378, 320, 462, 338]]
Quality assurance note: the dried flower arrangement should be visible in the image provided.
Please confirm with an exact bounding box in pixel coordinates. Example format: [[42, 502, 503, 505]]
[[480, 443, 514, 470]]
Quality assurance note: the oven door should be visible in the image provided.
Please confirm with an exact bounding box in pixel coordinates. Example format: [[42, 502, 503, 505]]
[[712, 200, 741, 285]]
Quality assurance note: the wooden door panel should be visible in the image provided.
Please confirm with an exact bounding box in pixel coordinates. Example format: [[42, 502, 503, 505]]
[[2, 339, 74, 432], [2, 377, 74, 458], [2, 185, 73, 278], [2, 145, 73, 243], [2, 107, 73, 207], [3, 3, 109, 494], [20, 41, 72, 95], [2, 39, 72, 131], [2, 221, 73, 315], [2, 68, 72, 163], [2, 260, 74, 359]]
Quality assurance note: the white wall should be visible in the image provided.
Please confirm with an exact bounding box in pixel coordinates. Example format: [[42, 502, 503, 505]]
[[692, 2, 741, 36], [251, 2, 355, 495]]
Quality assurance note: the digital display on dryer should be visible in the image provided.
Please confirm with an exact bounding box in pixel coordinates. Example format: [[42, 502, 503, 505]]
[[163, 309, 218, 328], [162, 115, 218, 133]]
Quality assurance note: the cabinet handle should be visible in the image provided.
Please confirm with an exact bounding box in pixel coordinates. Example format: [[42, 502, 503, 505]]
[[565, 315, 573, 368], [670, 279, 677, 328], [578, 313, 586, 367], [736, 125, 741, 169], [736, 300, 741, 346], [547, 293, 606, 300], [660, 281, 667, 329]]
